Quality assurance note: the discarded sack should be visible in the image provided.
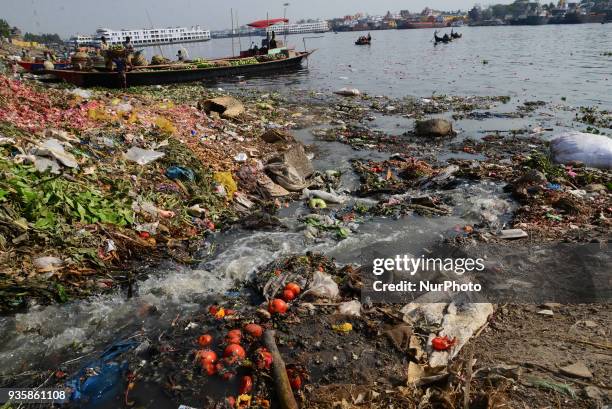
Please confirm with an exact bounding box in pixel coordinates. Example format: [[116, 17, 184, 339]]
[[550, 131, 612, 170], [414, 118, 456, 137], [198, 96, 245, 119]]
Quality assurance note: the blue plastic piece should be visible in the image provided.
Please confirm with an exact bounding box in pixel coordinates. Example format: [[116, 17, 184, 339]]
[[65, 340, 138, 406], [165, 166, 195, 182]]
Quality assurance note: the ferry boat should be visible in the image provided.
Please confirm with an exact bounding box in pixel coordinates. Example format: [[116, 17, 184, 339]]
[[95, 26, 211, 47], [264, 20, 330, 35]]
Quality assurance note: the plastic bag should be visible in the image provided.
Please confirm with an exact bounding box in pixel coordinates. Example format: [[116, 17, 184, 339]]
[[338, 300, 361, 316], [306, 271, 339, 300], [155, 116, 177, 135], [303, 188, 347, 204], [65, 340, 138, 406], [213, 172, 237, 200], [166, 166, 195, 182], [550, 131, 612, 170], [125, 147, 165, 165]]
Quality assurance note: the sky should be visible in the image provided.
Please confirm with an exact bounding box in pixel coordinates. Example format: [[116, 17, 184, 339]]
[[1, 0, 513, 38]]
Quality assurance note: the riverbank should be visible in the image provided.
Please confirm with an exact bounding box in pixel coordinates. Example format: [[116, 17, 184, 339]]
[[0, 40, 611, 409]]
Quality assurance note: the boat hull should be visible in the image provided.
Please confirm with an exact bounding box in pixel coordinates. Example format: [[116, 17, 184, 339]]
[[509, 16, 550, 25], [17, 61, 69, 72], [45, 52, 311, 88], [397, 21, 448, 29]]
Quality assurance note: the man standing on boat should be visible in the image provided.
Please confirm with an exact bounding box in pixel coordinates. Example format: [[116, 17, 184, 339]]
[[269, 31, 277, 49], [123, 36, 134, 65], [100, 36, 112, 70]]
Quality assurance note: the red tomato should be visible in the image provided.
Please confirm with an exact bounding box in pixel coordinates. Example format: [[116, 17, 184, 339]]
[[289, 374, 302, 390], [139, 231, 150, 239], [244, 323, 263, 338], [282, 289, 296, 302], [285, 282, 301, 296], [223, 344, 246, 359], [227, 329, 242, 339], [209, 305, 219, 315], [204, 361, 216, 376], [268, 298, 288, 314], [198, 334, 213, 347], [431, 336, 457, 351], [226, 335, 241, 345], [254, 347, 273, 370], [199, 350, 218, 365], [239, 375, 253, 394]]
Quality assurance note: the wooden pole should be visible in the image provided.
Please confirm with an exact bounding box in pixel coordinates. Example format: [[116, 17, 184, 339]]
[[263, 330, 299, 409], [231, 8, 235, 57]]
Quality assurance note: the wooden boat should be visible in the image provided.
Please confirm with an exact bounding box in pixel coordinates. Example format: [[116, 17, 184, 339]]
[[44, 51, 313, 88], [18, 61, 70, 72], [434, 32, 452, 44], [355, 39, 371, 45]]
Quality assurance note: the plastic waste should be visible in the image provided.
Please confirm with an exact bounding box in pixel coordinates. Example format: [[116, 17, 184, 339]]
[[155, 117, 177, 135], [32, 138, 78, 169], [338, 300, 361, 316], [302, 188, 347, 204], [234, 152, 248, 162], [334, 88, 361, 97], [165, 166, 195, 182], [305, 271, 339, 300], [135, 222, 159, 234], [550, 131, 612, 170], [309, 198, 327, 209], [332, 323, 353, 332], [69, 88, 92, 99], [33, 256, 65, 272], [65, 340, 138, 406], [125, 147, 165, 165], [213, 172, 237, 200]]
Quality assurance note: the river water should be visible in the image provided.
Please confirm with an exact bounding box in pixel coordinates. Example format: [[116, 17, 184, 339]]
[[0, 24, 610, 402], [143, 24, 611, 106]]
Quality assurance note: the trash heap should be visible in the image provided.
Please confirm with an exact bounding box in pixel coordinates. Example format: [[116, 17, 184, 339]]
[[0, 74, 322, 312], [54, 252, 492, 409]]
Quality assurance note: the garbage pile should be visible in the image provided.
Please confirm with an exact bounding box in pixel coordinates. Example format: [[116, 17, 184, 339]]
[[46, 252, 492, 409], [0, 73, 323, 312]]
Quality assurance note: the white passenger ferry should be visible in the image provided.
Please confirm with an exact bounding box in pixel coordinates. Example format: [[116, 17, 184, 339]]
[[95, 26, 211, 47], [265, 20, 330, 35]]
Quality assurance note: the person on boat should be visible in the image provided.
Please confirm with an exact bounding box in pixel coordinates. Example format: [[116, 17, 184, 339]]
[[269, 31, 277, 49], [442, 33, 450, 42], [99, 36, 109, 52], [177, 49, 185, 62], [100, 36, 112, 69], [367, 32, 372, 42]]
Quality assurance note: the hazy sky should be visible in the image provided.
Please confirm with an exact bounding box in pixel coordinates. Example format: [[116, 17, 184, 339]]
[[1, 0, 512, 37]]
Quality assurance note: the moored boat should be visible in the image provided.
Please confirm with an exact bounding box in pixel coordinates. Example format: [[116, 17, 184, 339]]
[[44, 51, 313, 88], [17, 61, 70, 72]]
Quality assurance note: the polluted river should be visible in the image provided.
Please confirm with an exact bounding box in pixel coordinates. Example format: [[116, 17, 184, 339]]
[[0, 24, 611, 409]]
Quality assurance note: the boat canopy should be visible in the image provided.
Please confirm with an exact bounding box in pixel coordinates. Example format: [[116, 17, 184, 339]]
[[247, 18, 289, 28]]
